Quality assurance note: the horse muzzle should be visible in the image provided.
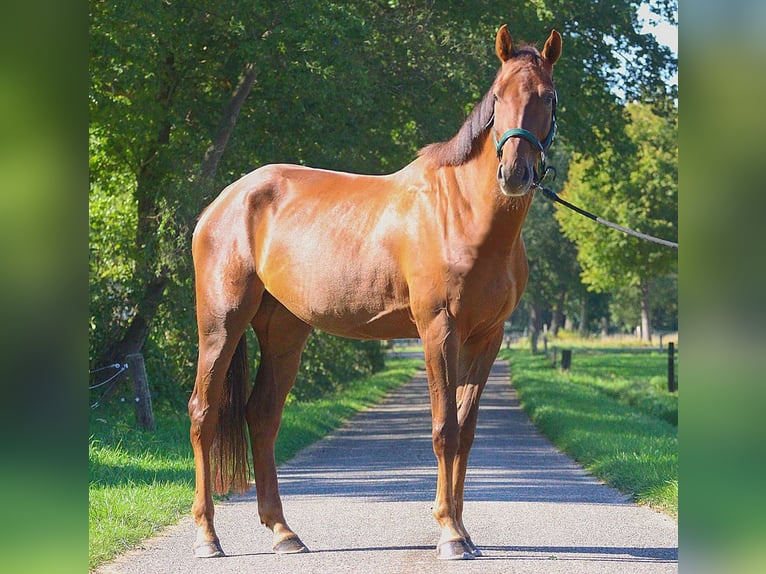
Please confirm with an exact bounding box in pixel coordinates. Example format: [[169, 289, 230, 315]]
[[497, 160, 534, 197]]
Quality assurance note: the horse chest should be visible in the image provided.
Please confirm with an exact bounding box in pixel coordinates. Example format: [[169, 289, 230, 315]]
[[409, 240, 522, 323]]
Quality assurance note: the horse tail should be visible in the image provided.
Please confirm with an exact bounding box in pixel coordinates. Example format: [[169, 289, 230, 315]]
[[211, 335, 251, 494]]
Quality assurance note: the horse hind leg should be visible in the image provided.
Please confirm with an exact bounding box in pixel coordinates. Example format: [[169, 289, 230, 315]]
[[188, 264, 264, 557], [246, 292, 312, 554]]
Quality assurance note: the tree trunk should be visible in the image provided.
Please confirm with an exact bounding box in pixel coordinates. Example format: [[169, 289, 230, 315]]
[[550, 289, 565, 335], [578, 294, 589, 337], [97, 60, 259, 371], [528, 302, 544, 354], [196, 62, 258, 190], [99, 112, 174, 370], [640, 278, 652, 343], [97, 275, 168, 401]]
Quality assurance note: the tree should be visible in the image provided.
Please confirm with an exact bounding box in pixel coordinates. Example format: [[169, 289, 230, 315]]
[[556, 102, 677, 341], [90, 1, 678, 396], [89, 0, 264, 368]]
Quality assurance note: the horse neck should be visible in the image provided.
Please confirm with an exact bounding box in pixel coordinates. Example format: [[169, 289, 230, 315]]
[[450, 133, 533, 250]]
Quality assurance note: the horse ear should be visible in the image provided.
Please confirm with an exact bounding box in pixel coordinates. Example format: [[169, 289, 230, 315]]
[[495, 24, 514, 63], [542, 29, 562, 65]]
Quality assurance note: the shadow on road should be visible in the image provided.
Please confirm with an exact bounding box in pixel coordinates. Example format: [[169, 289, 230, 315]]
[[277, 362, 626, 506], [224, 544, 676, 564]]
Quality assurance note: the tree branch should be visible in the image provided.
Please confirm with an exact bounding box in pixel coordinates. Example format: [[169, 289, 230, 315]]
[[197, 61, 258, 188]]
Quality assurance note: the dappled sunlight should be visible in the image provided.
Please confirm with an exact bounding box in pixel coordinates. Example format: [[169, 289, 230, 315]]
[[276, 363, 628, 506]]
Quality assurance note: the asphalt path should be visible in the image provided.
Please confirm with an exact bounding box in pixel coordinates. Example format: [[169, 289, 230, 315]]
[[97, 360, 678, 573]]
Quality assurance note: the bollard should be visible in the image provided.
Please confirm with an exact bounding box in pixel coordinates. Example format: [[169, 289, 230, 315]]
[[667, 342, 677, 392], [561, 349, 572, 371]]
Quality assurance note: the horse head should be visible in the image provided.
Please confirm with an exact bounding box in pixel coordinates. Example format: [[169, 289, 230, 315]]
[[492, 25, 561, 196]]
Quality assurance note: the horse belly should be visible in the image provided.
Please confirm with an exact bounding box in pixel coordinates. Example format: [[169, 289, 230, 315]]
[[258, 240, 416, 340], [244, 163, 424, 339]]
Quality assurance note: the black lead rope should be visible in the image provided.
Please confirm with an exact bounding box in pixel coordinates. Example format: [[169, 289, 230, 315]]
[[536, 184, 678, 249]]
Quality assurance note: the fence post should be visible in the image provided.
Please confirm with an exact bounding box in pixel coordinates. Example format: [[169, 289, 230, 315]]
[[126, 353, 155, 431], [667, 342, 677, 392], [561, 349, 572, 371]]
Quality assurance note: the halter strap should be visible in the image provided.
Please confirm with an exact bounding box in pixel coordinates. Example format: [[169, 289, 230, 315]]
[[493, 128, 545, 156], [492, 91, 557, 160]]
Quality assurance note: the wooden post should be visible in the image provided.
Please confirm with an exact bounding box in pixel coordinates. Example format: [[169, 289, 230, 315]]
[[126, 353, 155, 431], [667, 342, 676, 392], [561, 349, 572, 371]]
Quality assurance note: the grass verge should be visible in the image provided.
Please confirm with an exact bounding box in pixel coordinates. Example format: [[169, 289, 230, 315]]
[[499, 346, 677, 517], [88, 357, 422, 570]]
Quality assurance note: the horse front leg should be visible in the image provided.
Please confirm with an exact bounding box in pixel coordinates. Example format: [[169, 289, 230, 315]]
[[452, 327, 505, 558], [418, 309, 473, 560]]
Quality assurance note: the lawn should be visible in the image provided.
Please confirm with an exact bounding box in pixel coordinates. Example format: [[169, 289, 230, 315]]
[[88, 357, 422, 569], [499, 345, 678, 516]]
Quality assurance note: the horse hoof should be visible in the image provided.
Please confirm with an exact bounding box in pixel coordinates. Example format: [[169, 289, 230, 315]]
[[436, 540, 475, 560], [465, 538, 483, 557], [273, 536, 309, 554], [194, 539, 224, 558]]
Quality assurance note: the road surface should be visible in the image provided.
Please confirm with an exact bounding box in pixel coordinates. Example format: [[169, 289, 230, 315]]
[[97, 360, 677, 573]]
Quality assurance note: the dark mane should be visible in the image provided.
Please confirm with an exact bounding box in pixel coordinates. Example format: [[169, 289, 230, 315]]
[[418, 46, 542, 167], [417, 89, 495, 167]]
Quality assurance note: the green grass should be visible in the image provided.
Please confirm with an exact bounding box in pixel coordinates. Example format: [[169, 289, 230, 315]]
[[561, 347, 678, 425], [499, 346, 678, 517], [88, 358, 422, 570]]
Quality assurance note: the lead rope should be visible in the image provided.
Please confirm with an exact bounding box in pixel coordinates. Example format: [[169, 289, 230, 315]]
[[535, 183, 678, 249]]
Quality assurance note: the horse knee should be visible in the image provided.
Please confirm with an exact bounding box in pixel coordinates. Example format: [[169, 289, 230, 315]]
[[432, 421, 459, 458], [188, 398, 215, 442]]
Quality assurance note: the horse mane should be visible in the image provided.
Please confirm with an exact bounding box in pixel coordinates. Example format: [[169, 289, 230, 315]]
[[418, 46, 542, 167]]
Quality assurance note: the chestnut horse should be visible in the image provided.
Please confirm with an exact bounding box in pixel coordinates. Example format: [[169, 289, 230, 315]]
[[189, 25, 561, 561]]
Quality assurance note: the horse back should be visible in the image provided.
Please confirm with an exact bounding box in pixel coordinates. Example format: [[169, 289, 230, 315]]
[[194, 162, 526, 340]]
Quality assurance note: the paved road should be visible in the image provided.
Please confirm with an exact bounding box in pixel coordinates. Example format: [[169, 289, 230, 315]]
[[97, 360, 677, 573]]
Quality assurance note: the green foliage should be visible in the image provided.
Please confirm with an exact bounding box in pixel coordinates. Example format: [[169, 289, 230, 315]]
[[557, 103, 678, 294], [88, 162, 138, 363], [515, 145, 582, 343], [523, 169, 582, 307], [544, 101, 677, 339]]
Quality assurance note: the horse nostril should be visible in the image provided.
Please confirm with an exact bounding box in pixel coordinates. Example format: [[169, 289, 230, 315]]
[[497, 163, 504, 181]]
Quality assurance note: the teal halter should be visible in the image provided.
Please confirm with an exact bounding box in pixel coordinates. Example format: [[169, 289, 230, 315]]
[[491, 91, 557, 180], [493, 126, 553, 156]]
